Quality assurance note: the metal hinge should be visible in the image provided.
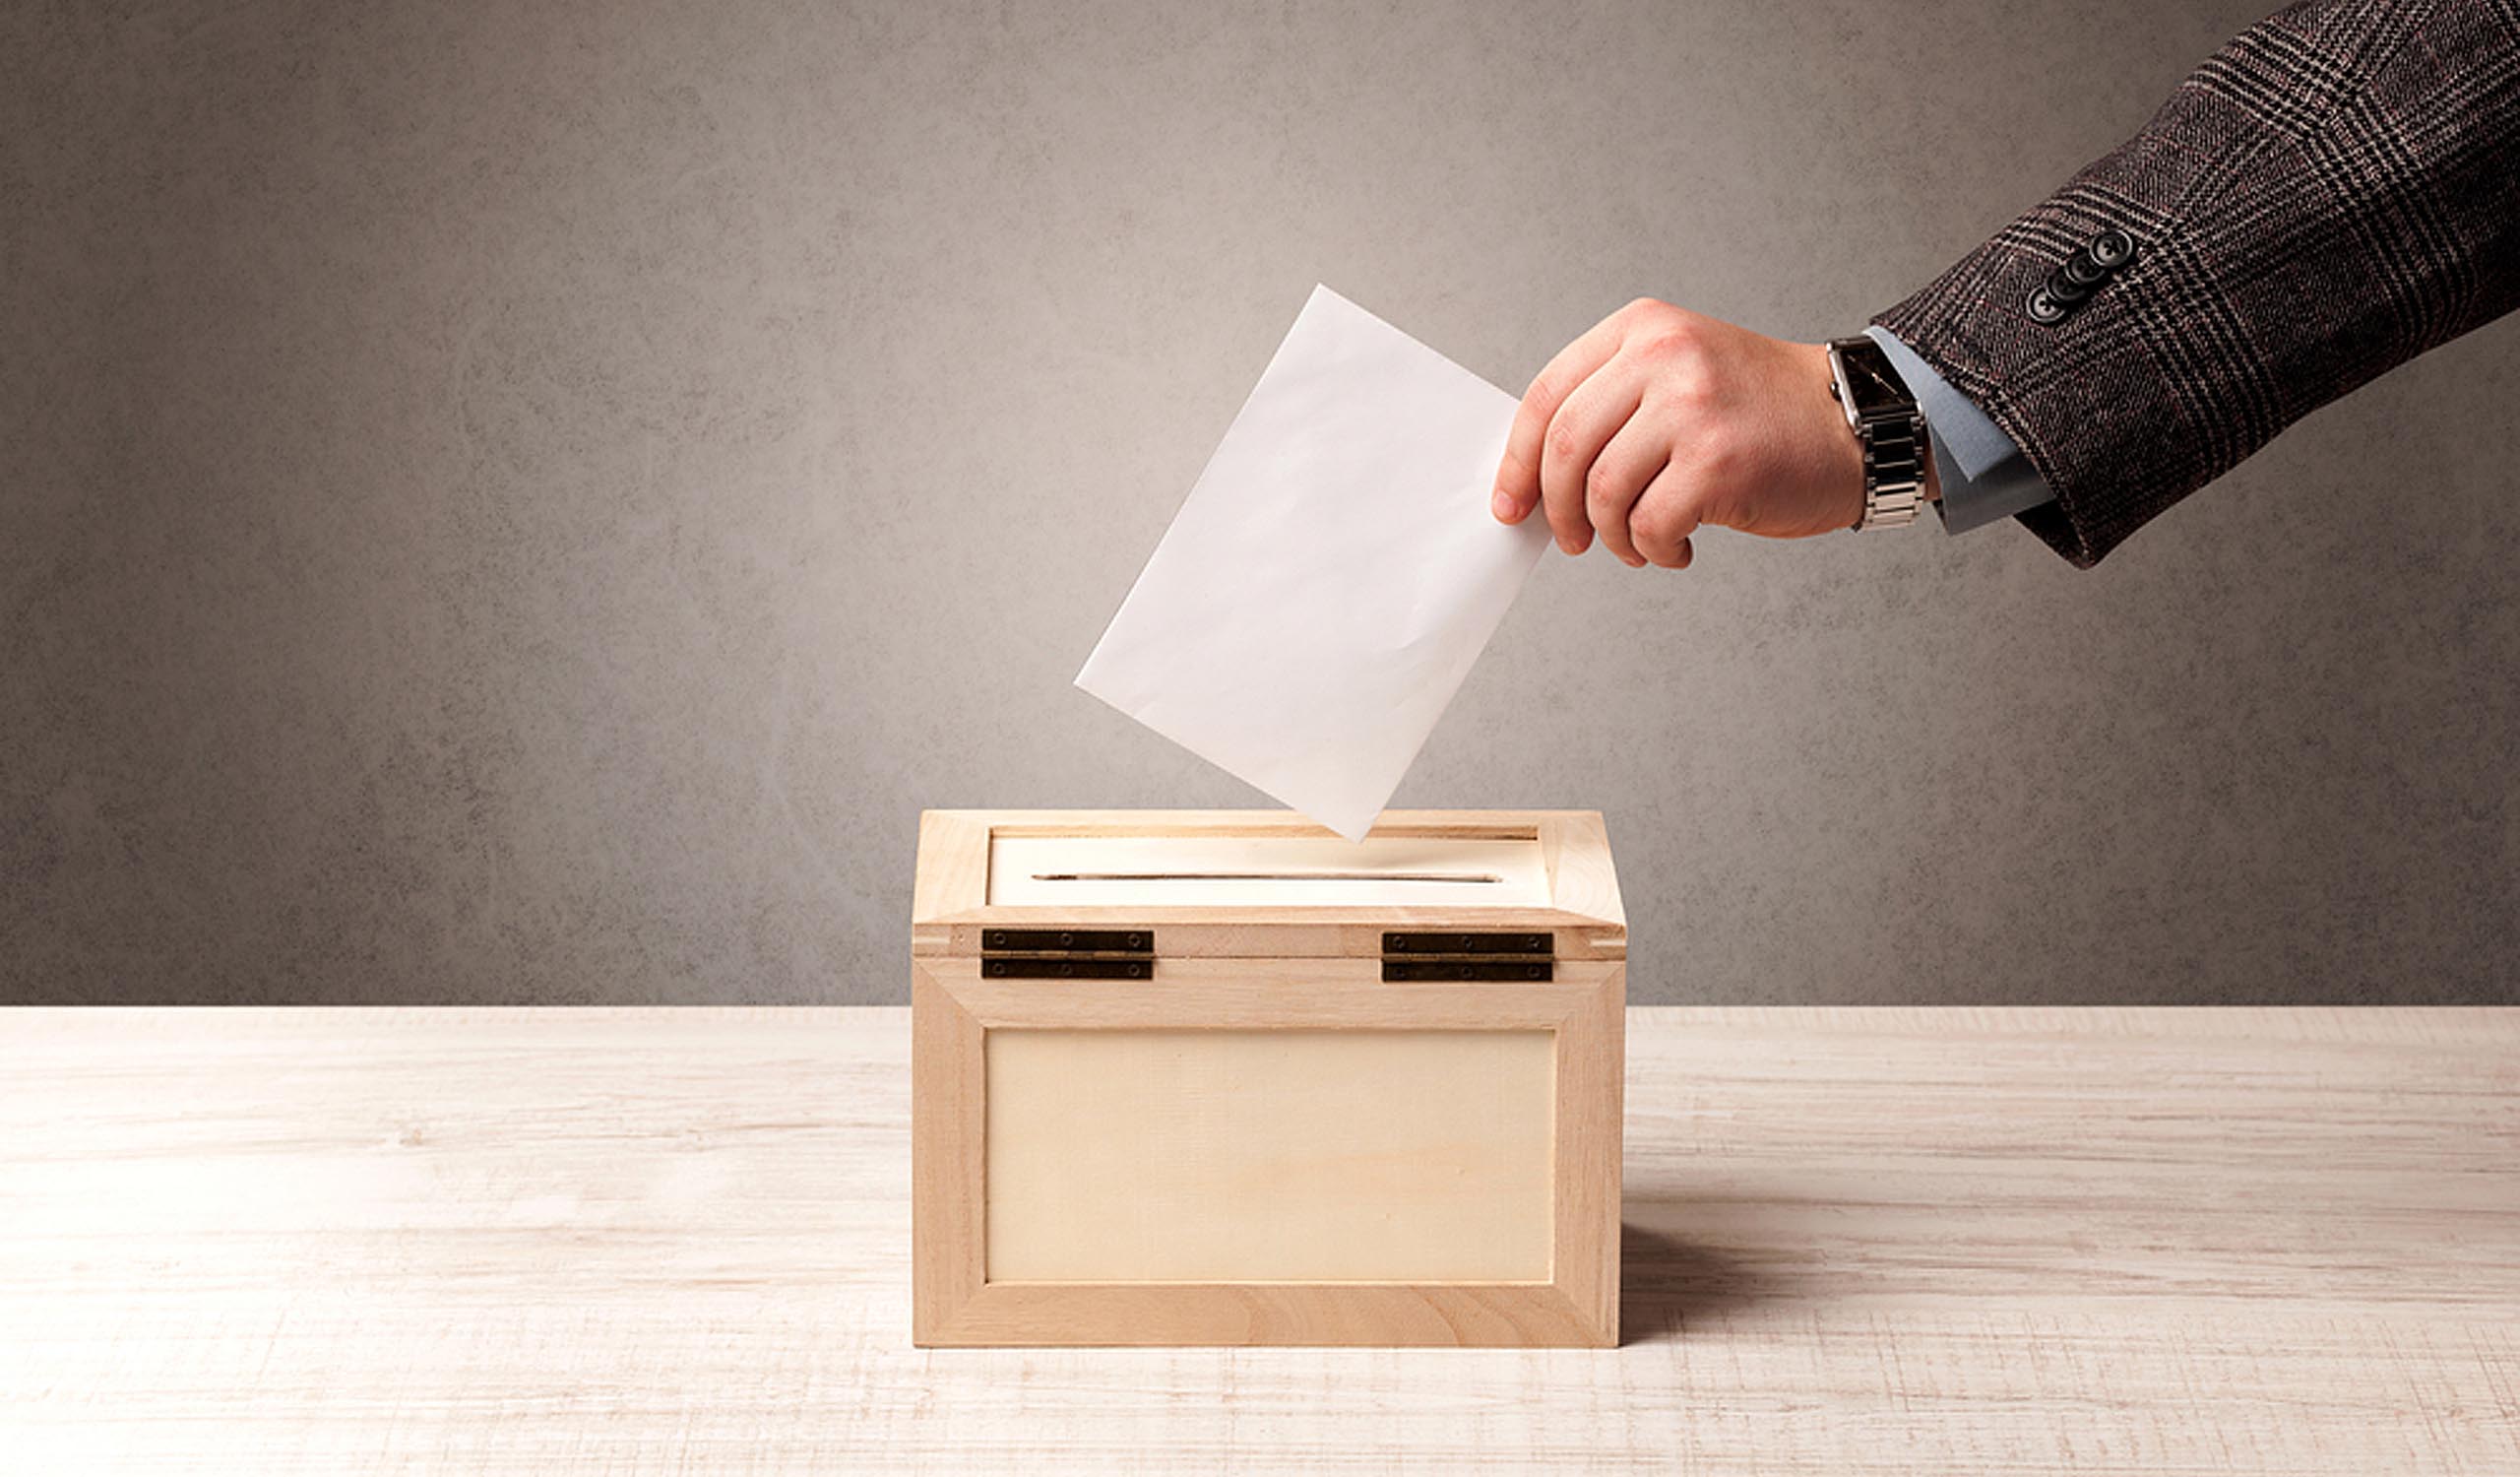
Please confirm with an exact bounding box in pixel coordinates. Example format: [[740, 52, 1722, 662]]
[[979, 928, 1155, 980], [1380, 931, 1553, 982]]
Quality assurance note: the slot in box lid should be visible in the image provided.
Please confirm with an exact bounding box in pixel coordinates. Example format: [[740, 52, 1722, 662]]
[[912, 809, 1625, 960]]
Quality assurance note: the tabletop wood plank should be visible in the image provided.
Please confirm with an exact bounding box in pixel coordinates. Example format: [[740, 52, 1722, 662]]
[[2, 1006, 2514, 1474]]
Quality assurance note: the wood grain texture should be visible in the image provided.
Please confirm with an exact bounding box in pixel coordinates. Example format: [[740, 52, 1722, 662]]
[[982, 1029, 1557, 1281], [4, 1007, 2517, 1473]]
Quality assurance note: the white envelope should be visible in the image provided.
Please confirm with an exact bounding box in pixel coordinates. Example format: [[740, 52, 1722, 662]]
[[1076, 285, 1548, 840]]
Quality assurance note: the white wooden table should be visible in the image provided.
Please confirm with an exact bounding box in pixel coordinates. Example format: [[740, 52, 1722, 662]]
[[4, 1007, 2515, 1473]]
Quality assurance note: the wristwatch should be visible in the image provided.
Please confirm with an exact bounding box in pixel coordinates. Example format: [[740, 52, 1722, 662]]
[[1825, 336, 1930, 530]]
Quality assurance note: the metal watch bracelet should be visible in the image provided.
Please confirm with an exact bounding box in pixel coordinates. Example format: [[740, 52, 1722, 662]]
[[1853, 411, 1928, 530]]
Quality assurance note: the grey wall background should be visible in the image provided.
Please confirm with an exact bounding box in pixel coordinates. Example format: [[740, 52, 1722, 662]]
[[6, 0, 2513, 1007]]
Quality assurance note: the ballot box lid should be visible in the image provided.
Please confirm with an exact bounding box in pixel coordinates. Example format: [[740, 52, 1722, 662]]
[[911, 809, 1624, 961]]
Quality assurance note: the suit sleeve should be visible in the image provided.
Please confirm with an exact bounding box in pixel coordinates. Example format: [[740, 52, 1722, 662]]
[[1872, 0, 2520, 568]]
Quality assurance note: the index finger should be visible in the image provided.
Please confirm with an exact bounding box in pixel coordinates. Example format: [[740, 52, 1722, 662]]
[[1493, 310, 1629, 525]]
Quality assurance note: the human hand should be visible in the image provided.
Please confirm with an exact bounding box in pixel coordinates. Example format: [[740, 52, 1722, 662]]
[[1490, 299, 1930, 567]]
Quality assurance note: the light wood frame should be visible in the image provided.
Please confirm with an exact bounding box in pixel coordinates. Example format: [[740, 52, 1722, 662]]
[[911, 810, 1625, 1349], [914, 808, 1628, 959]]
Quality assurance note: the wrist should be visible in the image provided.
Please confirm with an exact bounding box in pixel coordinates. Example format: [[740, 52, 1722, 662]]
[[1782, 342, 1862, 532]]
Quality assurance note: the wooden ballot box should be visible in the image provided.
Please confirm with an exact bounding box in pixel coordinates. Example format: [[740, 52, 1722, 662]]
[[911, 809, 1625, 1348]]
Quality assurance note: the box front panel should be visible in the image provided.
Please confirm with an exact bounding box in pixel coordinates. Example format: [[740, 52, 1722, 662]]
[[984, 1028, 1554, 1282]]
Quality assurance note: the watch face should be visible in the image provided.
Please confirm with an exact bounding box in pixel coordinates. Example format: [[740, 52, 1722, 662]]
[[1836, 346, 1910, 417]]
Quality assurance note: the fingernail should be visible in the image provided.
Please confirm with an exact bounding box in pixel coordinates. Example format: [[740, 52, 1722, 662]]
[[1492, 489, 1517, 520]]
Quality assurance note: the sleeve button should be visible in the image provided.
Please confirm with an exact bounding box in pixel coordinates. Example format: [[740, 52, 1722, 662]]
[[2089, 228, 2136, 269], [2025, 286, 2069, 324], [2044, 269, 2091, 305], [2059, 249, 2109, 288]]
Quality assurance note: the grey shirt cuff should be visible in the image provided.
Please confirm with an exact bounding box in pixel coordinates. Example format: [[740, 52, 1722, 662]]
[[1863, 325, 2054, 536]]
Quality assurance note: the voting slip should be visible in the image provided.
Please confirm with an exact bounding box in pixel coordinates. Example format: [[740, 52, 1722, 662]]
[[1076, 285, 1548, 841]]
